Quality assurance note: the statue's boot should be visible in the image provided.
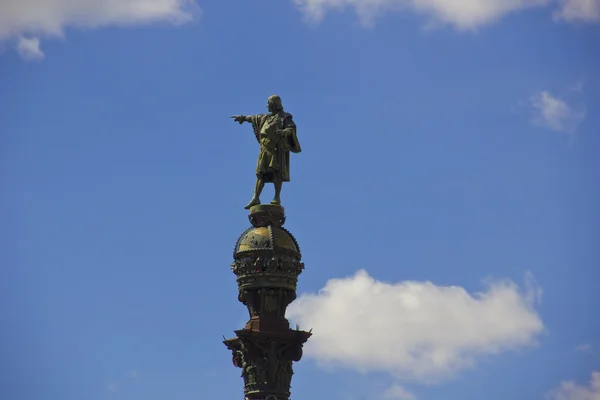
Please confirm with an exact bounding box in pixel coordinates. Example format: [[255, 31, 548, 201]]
[[244, 198, 261, 210], [270, 197, 281, 206]]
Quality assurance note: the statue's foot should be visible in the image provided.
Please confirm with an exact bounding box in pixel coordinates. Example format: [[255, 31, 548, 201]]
[[244, 198, 261, 210], [270, 198, 281, 206]]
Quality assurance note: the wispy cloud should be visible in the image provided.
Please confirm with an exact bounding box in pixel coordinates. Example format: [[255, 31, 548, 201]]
[[107, 382, 120, 393], [293, 0, 550, 29], [554, 0, 600, 23], [287, 270, 544, 382], [530, 91, 585, 134], [16, 36, 44, 60], [0, 0, 201, 59], [383, 384, 417, 400], [293, 0, 600, 29], [128, 369, 141, 379], [575, 344, 593, 353], [570, 80, 585, 93], [106, 369, 141, 394], [547, 371, 600, 400]]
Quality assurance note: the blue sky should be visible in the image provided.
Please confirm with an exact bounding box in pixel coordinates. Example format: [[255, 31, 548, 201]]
[[1, 1, 599, 399]]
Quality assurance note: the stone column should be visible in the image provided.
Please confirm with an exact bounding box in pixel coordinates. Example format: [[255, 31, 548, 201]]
[[224, 205, 311, 400]]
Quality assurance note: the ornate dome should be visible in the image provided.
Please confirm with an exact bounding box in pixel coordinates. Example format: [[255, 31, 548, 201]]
[[234, 225, 300, 257]]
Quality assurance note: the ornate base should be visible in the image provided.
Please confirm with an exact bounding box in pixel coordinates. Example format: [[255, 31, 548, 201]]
[[248, 204, 286, 228], [224, 329, 311, 400], [227, 203, 308, 400]]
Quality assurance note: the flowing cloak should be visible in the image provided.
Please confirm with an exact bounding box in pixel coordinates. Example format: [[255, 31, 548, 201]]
[[248, 112, 301, 182]]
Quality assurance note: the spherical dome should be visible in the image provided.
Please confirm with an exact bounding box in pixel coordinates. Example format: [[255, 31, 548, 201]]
[[234, 225, 300, 257]]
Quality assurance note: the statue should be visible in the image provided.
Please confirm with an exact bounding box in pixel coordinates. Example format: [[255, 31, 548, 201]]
[[231, 95, 301, 209]]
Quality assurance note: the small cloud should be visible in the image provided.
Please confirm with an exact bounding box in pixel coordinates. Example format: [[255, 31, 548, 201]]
[[128, 369, 141, 379], [383, 384, 416, 400], [107, 382, 120, 393], [287, 270, 544, 382], [16, 36, 44, 60], [530, 91, 585, 134], [554, 0, 600, 23], [547, 371, 600, 400], [575, 344, 593, 353]]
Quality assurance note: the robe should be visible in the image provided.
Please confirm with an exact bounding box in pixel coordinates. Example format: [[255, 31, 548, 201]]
[[248, 111, 301, 182]]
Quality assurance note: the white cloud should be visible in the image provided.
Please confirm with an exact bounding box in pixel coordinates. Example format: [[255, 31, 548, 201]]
[[293, 0, 550, 29], [16, 36, 44, 60], [530, 91, 585, 134], [384, 384, 416, 400], [0, 0, 199, 58], [575, 344, 593, 353], [287, 270, 544, 382], [547, 372, 600, 400], [554, 0, 600, 22]]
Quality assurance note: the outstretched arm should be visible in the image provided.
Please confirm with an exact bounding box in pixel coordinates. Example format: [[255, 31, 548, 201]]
[[231, 115, 252, 124], [232, 114, 261, 143]]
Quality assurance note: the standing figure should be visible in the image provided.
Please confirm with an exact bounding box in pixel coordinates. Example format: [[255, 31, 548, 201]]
[[232, 95, 301, 209]]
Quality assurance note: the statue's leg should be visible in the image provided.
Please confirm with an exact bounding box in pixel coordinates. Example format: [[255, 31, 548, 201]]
[[245, 178, 264, 209], [255, 178, 265, 200], [271, 177, 282, 205]]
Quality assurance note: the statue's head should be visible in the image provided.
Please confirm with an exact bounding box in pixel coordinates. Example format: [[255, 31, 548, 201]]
[[267, 95, 283, 113]]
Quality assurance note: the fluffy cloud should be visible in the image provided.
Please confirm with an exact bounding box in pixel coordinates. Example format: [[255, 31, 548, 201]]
[[16, 36, 44, 60], [547, 372, 600, 400], [292, 0, 550, 29], [530, 91, 585, 134], [554, 0, 600, 22], [0, 0, 199, 58], [287, 270, 544, 382]]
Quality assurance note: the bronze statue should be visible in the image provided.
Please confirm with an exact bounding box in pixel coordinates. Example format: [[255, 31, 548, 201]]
[[232, 95, 301, 209]]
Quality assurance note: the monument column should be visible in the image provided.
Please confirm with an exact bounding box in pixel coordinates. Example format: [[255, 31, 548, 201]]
[[226, 95, 308, 400], [224, 204, 311, 400]]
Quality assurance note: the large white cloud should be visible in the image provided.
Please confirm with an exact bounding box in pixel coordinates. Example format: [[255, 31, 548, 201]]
[[530, 91, 586, 134], [293, 0, 550, 29], [287, 270, 544, 382], [0, 0, 199, 58], [547, 372, 600, 400]]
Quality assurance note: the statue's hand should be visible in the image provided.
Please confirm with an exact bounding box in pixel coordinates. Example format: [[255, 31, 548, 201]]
[[231, 115, 245, 124]]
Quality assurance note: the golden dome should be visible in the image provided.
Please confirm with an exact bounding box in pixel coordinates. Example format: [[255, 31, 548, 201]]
[[234, 225, 299, 256]]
